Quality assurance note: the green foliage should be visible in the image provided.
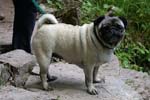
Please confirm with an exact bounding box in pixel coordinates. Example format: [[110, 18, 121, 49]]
[[81, 0, 150, 73], [46, 0, 63, 10], [115, 37, 150, 73], [45, 0, 150, 73]]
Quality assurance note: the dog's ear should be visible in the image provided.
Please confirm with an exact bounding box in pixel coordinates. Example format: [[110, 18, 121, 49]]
[[119, 17, 127, 29], [94, 16, 105, 26]]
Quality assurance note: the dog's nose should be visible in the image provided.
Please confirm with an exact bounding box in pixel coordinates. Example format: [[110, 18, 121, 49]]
[[112, 30, 124, 38], [117, 33, 124, 38]]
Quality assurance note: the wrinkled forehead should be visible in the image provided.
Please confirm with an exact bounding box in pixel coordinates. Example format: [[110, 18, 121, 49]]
[[99, 17, 124, 28]]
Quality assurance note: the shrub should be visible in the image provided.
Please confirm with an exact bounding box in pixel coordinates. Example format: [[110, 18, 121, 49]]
[[46, 0, 150, 73], [81, 0, 150, 74]]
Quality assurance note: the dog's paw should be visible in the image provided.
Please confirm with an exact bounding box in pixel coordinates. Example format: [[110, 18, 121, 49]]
[[87, 86, 98, 95], [43, 82, 53, 91]]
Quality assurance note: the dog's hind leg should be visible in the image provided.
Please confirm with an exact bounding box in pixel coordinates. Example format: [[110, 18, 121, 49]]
[[35, 49, 52, 90]]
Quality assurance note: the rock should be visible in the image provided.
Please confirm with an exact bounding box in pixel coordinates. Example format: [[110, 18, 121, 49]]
[[0, 50, 36, 87], [120, 69, 150, 100], [0, 55, 148, 100], [0, 44, 12, 54], [0, 86, 56, 100], [31, 65, 40, 75], [24, 58, 143, 100], [0, 64, 11, 84], [0, 48, 148, 100], [99, 56, 150, 100]]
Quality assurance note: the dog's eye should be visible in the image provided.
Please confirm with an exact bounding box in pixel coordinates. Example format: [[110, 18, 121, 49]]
[[103, 26, 110, 30], [116, 25, 123, 29]]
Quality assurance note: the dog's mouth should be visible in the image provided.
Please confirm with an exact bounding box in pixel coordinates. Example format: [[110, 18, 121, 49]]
[[100, 26, 124, 46], [98, 31, 124, 49], [108, 39, 120, 46], [108, 34, 124, 48], [109, 34, 124, 44]]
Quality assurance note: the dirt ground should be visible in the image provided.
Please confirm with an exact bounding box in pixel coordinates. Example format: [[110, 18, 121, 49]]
[[0, 0, 13, 45], [0, 0, 150, 100]]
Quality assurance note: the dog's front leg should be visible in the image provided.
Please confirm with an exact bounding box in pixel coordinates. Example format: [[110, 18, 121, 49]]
[[93, 65, 101, 83], [84, 65, 98, 95]]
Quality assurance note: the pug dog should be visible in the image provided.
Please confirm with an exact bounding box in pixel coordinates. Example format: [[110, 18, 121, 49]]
[[31, 14, 127, 95]]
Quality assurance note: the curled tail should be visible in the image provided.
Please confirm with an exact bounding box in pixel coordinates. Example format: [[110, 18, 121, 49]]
[[31, 14, 58, 52], [37, 14, 58, 28]]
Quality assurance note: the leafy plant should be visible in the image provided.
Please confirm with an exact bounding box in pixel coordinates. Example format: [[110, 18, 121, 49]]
[[46, 0, 63, 10], [115, 37, 150, 73], [45, 0, 150, 74], [81, 0, 150, 74]]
